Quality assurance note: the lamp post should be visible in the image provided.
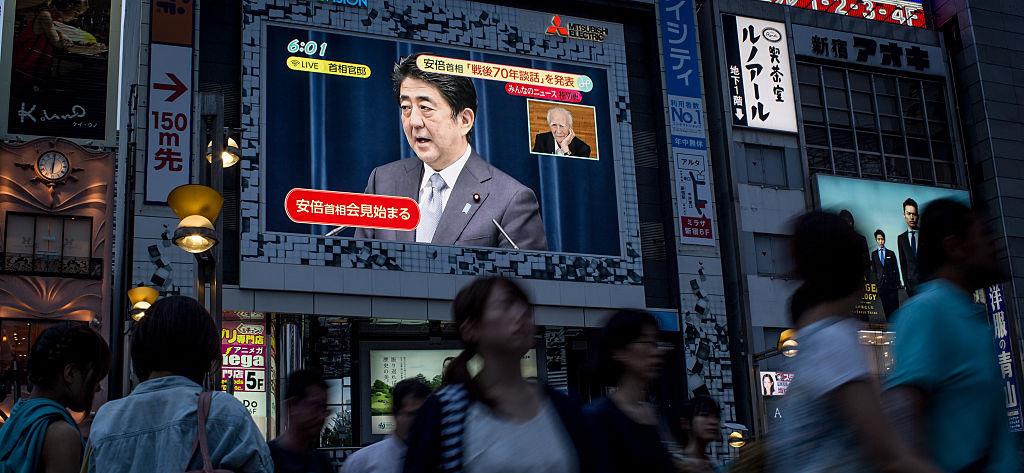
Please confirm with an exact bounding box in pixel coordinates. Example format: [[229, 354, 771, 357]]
[[127, 285, 159, 321], [166, 91, 239, 390]]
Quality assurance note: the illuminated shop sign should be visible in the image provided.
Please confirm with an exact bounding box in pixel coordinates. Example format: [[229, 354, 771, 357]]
[[792, 26, 944, 76], [757, 0, 926, 29]]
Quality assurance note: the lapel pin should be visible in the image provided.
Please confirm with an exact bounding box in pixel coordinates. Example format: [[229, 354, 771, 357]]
[[473, 193, 481, 202]]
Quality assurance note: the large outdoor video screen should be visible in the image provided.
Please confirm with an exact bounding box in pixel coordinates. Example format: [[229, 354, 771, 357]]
[[264, 24, 621, 256], [816, 175, 969, 320]]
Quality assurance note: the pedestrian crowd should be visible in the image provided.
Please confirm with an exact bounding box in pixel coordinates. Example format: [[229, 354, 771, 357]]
[[0, 199, 1017, 473]]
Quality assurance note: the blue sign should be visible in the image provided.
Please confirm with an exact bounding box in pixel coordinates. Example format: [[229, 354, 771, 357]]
[[659, 0, 707, 151], [986, 284, 1023, 432]]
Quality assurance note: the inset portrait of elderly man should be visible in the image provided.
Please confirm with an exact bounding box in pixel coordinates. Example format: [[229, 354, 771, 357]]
[[532, 106, 592, 158]]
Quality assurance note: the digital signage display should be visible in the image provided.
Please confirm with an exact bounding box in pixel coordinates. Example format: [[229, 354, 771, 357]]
[[756, 0, 926, 29], [368, 348, 537, 435], [815, 175, 970, 320], [264, 24, 621, 256]]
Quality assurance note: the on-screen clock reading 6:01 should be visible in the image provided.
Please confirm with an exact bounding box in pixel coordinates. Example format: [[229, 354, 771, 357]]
[[287, 39, 328, 57]]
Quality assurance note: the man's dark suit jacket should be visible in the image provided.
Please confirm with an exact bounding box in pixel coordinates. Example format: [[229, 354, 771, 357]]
[[353, 151, 548, 251], [871, 247, 900, 291], [532, 132, 592, 158], [897, 230, 919, 294]]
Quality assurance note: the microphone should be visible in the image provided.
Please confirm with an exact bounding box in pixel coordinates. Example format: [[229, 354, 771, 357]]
[[492, 219, 519, 249], [325, 226, 347, 237]]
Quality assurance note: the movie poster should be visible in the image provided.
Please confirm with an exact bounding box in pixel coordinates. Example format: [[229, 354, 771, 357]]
[[5, 0, 118, 141]]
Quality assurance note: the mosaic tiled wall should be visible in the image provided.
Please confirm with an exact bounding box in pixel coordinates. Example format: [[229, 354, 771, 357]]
[[239, 0, 643, 285]]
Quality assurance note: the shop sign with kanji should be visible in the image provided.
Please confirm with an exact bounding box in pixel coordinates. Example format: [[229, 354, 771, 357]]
[[792, 26, 944, 76], [724, 16, 798, 133]]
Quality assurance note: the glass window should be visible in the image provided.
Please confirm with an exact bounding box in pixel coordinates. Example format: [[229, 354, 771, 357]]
[[807, 147, 831, 171], [860, 153, 883, 177], [3, 214, 93, 277], [822, 68, 845, 87], [851, 92, 873, 112], [907, 138, 930, 158], [880, 116, 902, 133], [849, 72, 872, 92], [855, 112, 877, 131], [828, 109, 851, 127], [833, 150, 858, 175], [62, 218, 91, 258], [797, 64, 820, 85], [826, 89, 848, 109], [800, 84, 822, 106], [858, 132, 880, 152], [805, 125, 829, 146], [874, 76, 897, 95], [911, 159, 934, 183], [831, 128, 855, 150], [5, 215, 34, 255], [887, 156, 910, 179], [876, 96, 898, 115], [935, 162, 956, 184], [883, 135, 905, 155], [802, 106, 825, 125]]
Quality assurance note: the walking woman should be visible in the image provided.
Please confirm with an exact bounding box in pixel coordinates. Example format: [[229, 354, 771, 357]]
[[0, 322, 110, 473], [767, 212, 938, 473], [403, 276, 587, 473], [586, 309, 675, 473], [87, 296, 272, 472], [671, 397, 721, 473]]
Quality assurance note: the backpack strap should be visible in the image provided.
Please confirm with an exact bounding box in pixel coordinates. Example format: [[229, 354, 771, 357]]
[[189, 391, 215, 473], [436, 385, 469, 473]]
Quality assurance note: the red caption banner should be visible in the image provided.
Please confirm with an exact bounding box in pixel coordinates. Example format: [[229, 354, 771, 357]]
[[505, 83, 583, 103], [682, 216, 714, 240], [285, 189, 420, 231]]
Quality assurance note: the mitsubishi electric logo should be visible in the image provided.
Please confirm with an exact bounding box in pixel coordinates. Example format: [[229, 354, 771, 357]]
[[546, 15, 609, 42]]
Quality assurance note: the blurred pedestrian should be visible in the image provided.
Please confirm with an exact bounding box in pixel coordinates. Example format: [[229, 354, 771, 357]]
[[671, 396, 722, 473], [884, 199, 1019, 472], [586, 309, 675, 473], [345, 377, 431, 473], [0, 322, 110, 473], [87, 296, 272, 472], [403, 276, 586, 473], [270, 370, 333, 473], [768, 211, 937, 473]]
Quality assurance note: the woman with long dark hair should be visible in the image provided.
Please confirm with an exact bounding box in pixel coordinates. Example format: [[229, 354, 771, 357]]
[[768, 212, 937, 473], [403, 276, 586, 473], [585, 309, 675, 473], [672, 397, 721, 473]]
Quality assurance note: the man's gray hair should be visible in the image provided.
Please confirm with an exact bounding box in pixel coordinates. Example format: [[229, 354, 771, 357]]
[[546, 107, 573, 127]]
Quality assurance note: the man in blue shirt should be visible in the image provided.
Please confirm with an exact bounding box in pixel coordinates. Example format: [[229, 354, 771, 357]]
[[885, 199, 1018, 472]]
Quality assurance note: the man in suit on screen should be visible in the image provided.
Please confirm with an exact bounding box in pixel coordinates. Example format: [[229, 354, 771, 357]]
[[532, 107, 592, 158], [897, 198, 920, 296], [354, 53, 548, 250], [871, 229, 901, 318]]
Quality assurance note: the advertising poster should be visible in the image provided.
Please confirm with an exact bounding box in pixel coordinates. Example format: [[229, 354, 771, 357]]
[[759, 371, 793, 396], [221, 312, 269, 436], [4, 0, 118, 142], [724, 15, 797, 133], [658, 0, 716, 247], [264, 24, 620, 256], [816, 175, 970, 321], [369, 349, 536, 434]]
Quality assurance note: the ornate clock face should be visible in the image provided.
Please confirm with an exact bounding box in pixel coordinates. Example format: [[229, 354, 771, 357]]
[[37, 151, 70, 182]]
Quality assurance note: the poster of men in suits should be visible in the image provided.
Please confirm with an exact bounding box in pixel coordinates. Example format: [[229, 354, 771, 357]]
[[816, 175, 970, 320]]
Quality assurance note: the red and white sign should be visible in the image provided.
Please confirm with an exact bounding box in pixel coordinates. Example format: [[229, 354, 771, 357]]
[[145, 44, 193, 203], [285, 189, 420, 231], [758, 0, 926, 28]]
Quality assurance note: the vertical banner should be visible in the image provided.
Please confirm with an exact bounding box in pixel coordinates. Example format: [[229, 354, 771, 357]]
[[222, 312, 269, 437], [723, 15, 797, 133], [985, 285, 1023, 432], [659, 0, 715, 246], [4, 0, 120, 143], [145, 0, 194, 203]]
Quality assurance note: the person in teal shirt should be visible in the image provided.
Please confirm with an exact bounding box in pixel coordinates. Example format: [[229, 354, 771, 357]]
[[885, 199, 1019, 472], [0, 322, 111, 473]]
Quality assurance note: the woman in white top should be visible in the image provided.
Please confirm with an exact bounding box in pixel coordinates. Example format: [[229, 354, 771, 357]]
[[768, 212, 938, 473], [403, 276, 587, 473]]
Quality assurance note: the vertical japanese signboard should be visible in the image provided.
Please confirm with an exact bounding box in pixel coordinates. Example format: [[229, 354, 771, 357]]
[[724, 15, 797, 133], [145, 0, 194, 203], [659, 0, 715, 246], [985, 285, 1023, 432], [222, 312, 269, 437]]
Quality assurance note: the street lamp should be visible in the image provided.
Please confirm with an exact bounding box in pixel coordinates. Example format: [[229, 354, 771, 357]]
[[206, 136, 241, 168], [778, 329, 798, 357], [127, 286, 159, 321], [167, 184, 223, 254], [728, 431, 746, 448]]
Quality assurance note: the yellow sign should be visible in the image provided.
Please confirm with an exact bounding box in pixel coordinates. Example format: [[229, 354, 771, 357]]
[[415, 55, 593, 92], [286, 57, 372, 78]]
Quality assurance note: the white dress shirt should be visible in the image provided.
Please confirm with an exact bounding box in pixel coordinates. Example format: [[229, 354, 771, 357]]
[[420, 145, 472, 212], [342, 435, 406, 473]]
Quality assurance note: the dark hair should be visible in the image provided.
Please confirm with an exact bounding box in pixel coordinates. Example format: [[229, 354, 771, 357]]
[[392, 53, 478, 141], [392, 377, 431, 416], [443, 277, 530, 389], [52, 0, 86, 12], [838, 209, 855, 226], [789, 211, 868, 323], [285, 369, 328, 400], [761, 373, 774, 385], [874, 229, 885, 239], [131, 296, 219, 385], [917, 198, 974, 280], [671, 396, 722, 447], [597, 309, 660, 386], [29, 322, 111, 389], [903, 198, 919, 211]]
